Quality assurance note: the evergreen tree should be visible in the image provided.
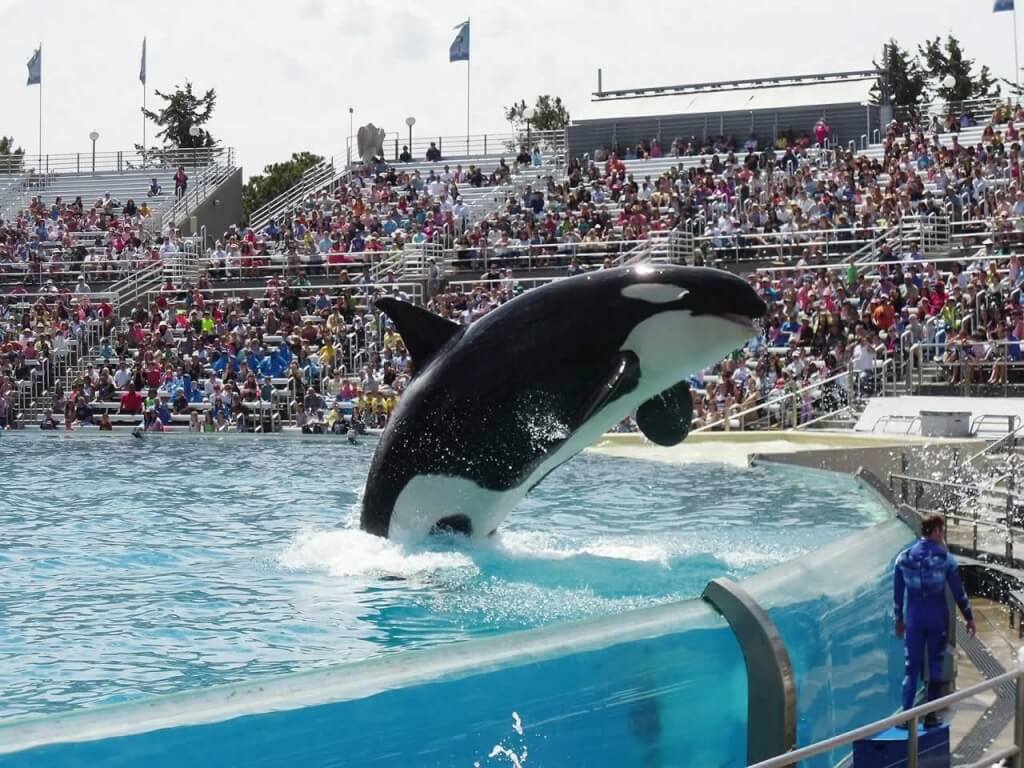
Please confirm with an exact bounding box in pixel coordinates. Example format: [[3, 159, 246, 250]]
[[873, 40, 929, 111], [141, 81, 218, 149], [919, 35, 999, 102], [504, 95, 571, 132]]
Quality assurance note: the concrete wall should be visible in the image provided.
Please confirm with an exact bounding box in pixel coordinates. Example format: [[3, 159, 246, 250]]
[[178, 168, 242, 240], [567, 102, 879, 161]]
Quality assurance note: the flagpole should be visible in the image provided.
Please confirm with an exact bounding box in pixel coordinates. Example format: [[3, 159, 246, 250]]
[[141, 37, 147, 153], [38, 43, 42, 170], [1014, 5, 1021, 100], [466, 17, 471, 154]]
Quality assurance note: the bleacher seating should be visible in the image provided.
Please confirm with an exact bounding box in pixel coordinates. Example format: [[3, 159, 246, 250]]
[[4, 100, 1022, 434]]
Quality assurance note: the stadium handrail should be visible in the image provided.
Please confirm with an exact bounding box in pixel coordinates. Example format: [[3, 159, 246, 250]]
[[0, 146, 231, 177]]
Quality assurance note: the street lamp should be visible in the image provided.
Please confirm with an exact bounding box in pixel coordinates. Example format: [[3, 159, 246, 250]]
[[405, 116, 416, 159], [348, 107, 354, 166], [523, 106, 536, 150], [88, 131, 99, 175], [188, 124, 201, 175]]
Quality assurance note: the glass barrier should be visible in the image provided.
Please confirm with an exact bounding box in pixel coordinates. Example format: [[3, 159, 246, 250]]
[[743, 519, 914, 768]]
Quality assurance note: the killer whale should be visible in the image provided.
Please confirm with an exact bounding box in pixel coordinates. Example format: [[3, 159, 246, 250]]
[[360, 265, 766, 540]]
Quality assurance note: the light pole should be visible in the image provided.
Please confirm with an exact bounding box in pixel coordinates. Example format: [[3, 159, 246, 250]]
[[189, 124, 201, 175], [522, 107, 536, 152], [405, 116, 416, 160], [942, 74, 957, 112], [348, 107, 354, 167], [88, 131, 99, 175]]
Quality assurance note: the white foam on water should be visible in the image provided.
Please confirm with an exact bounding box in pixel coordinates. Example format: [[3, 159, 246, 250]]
[[588, 439, 837, 467], [490, 529, 672, 566], [491, 529, 794, 573], [279, 528, 477, 580]]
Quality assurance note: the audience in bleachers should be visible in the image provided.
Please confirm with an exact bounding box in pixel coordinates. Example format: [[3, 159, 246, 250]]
[[4, 103, 1024, 433]]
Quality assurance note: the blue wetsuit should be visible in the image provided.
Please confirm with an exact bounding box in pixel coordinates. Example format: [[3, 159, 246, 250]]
[[893, 538, 973, 710]]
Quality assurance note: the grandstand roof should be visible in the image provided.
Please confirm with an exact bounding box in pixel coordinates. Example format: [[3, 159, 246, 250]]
[[575, 79, 876, 122]]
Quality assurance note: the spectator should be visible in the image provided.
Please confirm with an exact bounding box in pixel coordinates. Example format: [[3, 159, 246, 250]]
[[174, 166, 188, 199]]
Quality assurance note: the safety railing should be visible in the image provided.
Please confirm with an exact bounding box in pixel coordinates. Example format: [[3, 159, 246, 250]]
[[966, 422, 1024, 464], [696, 221, 906, 264], [748, 650, 1024, 768], [693, 365, 859, 434], [0, 146, 228, 177], [108, 259, 168, 311], [247, 159, 343, 234], [906, 340, 1024, 398], [346, 129, 566, 167], [160, 156, 238, 231], [888, 470, 1021, 562], [140, 280, 425, 309]]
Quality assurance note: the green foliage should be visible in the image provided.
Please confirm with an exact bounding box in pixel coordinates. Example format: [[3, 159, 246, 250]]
[[873, 40, 928, 110], [504, 95, 571, 133], [141, 81, 218, 149], [0, 136, 25, 173], [242, 152, 325, 222], [918, 35, 999, 102]]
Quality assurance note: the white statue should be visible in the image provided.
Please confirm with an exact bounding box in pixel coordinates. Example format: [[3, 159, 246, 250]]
[[357, 123, 386, 165]]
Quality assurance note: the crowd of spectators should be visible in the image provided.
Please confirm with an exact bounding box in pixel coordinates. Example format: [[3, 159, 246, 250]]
[[45, 275, 411, 432], [221, 149, 549, 281], [0, 190, 187, 286], [4, 105, 1024, 433]]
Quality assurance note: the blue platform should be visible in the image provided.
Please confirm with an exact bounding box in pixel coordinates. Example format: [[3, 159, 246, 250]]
[[853, 723, 950, 768]]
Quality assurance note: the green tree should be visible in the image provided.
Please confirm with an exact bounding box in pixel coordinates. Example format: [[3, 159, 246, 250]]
[[0, 136, 25, 173], [141, 81, 218, 149], [873, 40, 929, 111], [919, 35, 999, 102], [242, 152, 325, 222], [504, 95, 571, 132]]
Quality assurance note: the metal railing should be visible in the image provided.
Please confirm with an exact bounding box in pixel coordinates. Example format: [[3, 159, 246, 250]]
[[0, 146, 228, 177], [247, 158, 343, 233], [888, 469, 1021, 563], [346, 129, 566, 168], [748, 649, 1024, 768], [159, 155, 238, 231], [693, 365, 859, 433]]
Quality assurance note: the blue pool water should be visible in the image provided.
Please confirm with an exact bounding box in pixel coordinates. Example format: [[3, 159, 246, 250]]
[[0, 432, 890, 726]]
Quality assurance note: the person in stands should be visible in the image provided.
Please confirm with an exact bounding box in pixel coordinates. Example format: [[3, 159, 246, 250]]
[[174, 166, 188, 199]]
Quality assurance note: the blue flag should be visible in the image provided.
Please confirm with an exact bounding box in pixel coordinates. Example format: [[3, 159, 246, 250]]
[[449, 21, 469, 62], [140, 37, 147, 85], [26, 46, 41, 86], [994, 0, 1014, 11]]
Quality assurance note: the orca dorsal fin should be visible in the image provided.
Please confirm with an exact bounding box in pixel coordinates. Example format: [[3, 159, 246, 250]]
[[376, 297, 462, 374]]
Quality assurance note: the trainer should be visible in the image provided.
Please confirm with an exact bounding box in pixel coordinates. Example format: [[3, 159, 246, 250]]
[[894, 514, 976, 719]]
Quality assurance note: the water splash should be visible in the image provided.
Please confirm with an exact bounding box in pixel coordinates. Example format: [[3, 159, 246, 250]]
[[480, 712, 528, 767]]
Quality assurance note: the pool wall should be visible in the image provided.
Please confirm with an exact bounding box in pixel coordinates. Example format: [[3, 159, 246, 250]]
[[0, 508, 914, 767]]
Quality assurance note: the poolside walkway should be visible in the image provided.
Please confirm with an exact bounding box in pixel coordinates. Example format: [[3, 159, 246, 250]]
[[950, 597, 1021, 765]]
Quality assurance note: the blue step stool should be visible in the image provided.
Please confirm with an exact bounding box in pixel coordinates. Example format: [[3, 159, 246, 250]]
[[852, 724, 950, 768]]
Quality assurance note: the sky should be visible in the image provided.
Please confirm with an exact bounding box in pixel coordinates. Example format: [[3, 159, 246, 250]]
[[0, 0, 1020, 178]]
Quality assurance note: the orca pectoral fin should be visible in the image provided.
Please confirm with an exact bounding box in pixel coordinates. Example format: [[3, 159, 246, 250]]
[[572, 352, 641, 431], [636, 381, 694, 446], [376, 297, 462, 374]]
